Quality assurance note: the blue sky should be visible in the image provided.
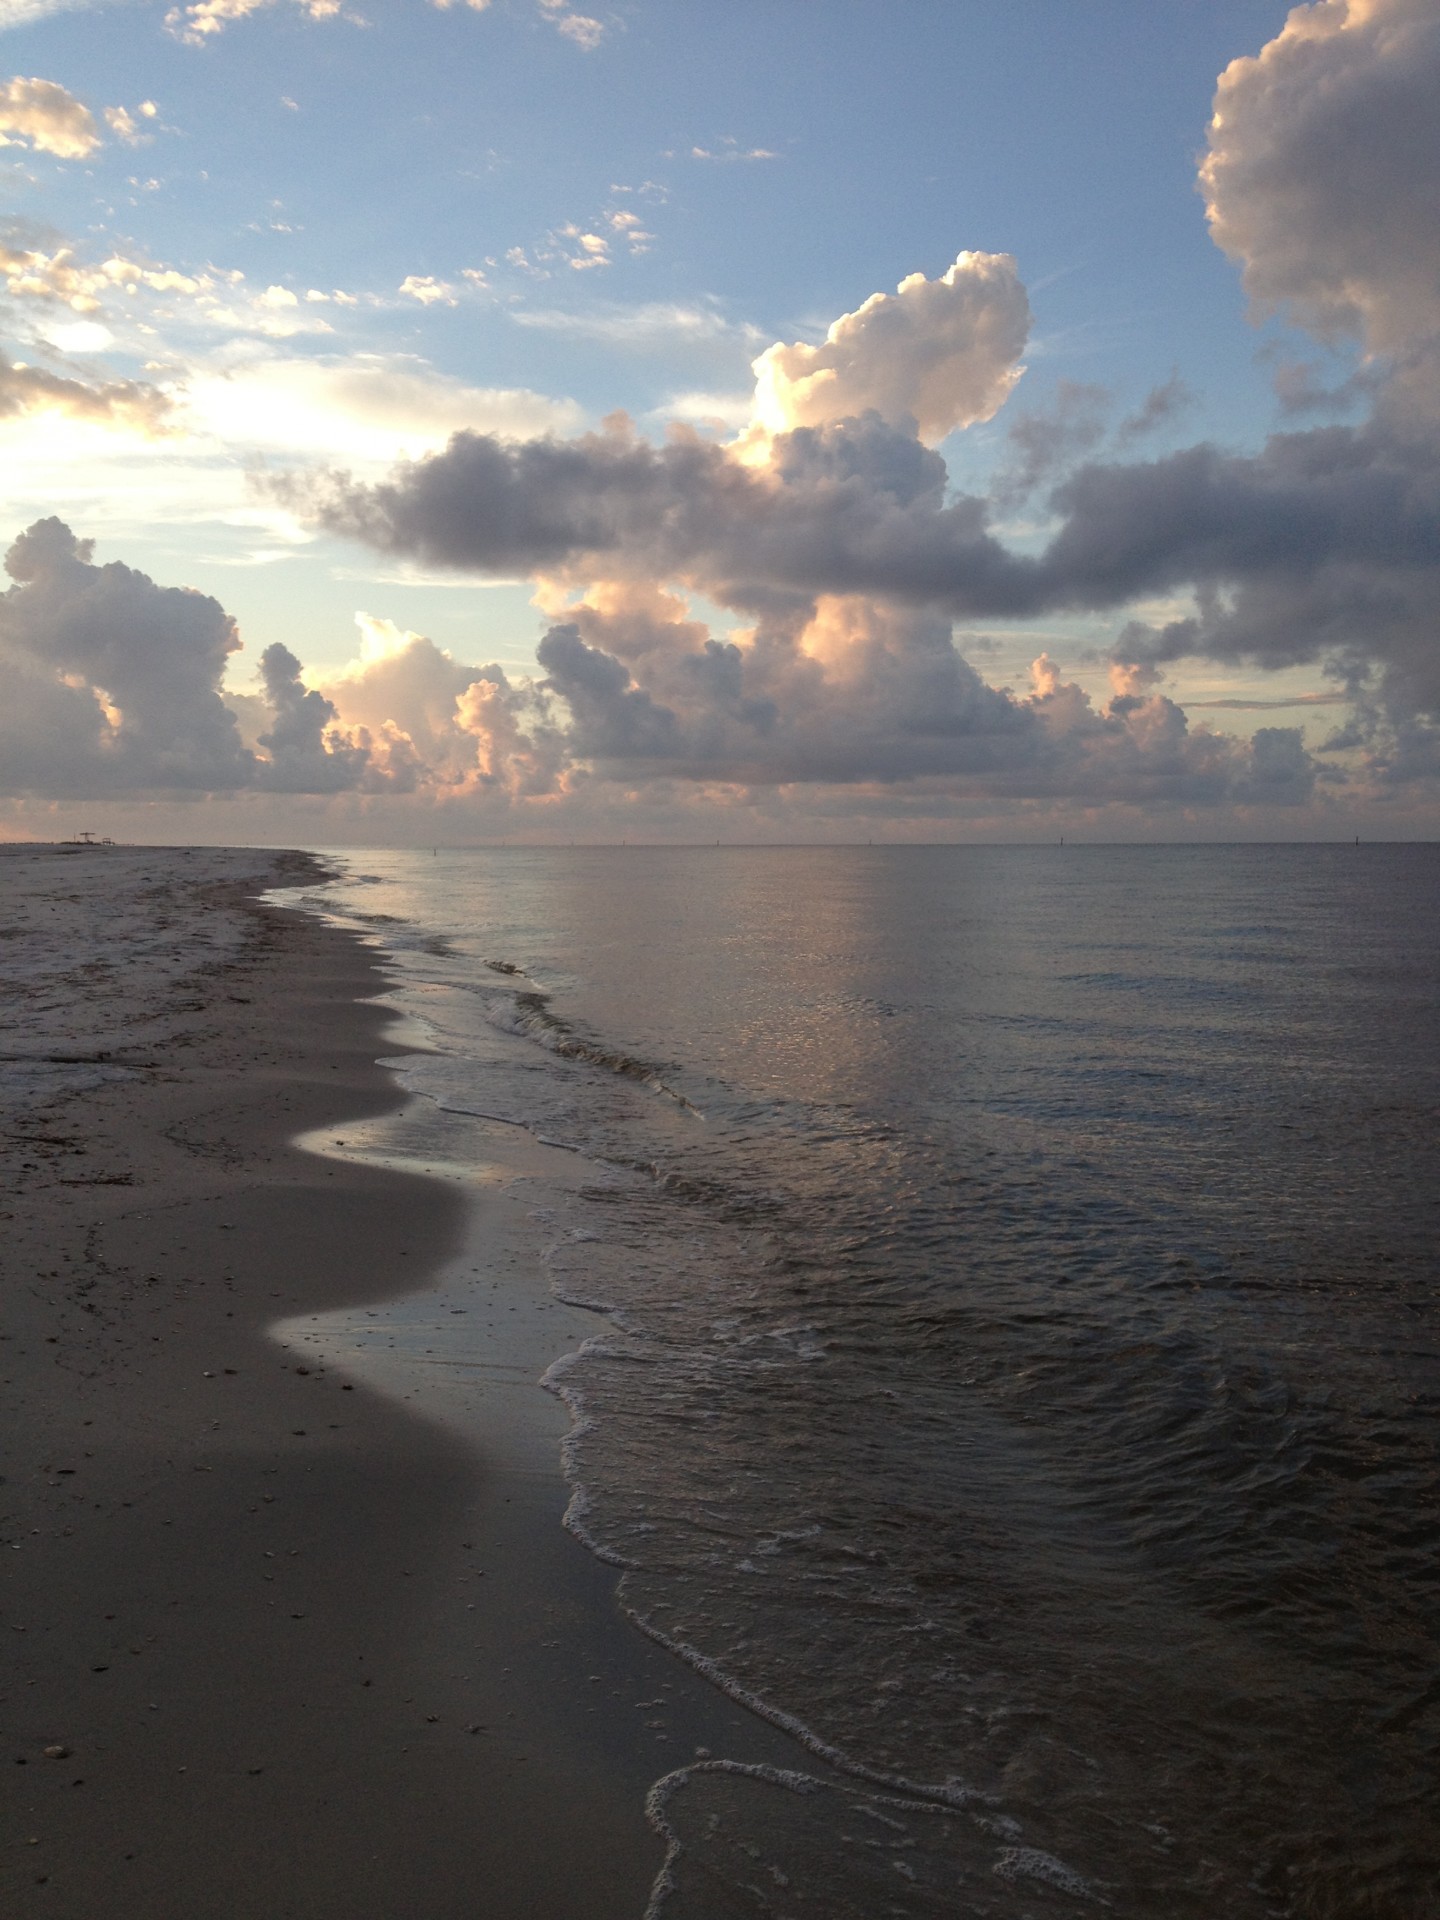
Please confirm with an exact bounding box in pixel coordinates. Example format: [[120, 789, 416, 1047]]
[[1, 0, 1435, 841]]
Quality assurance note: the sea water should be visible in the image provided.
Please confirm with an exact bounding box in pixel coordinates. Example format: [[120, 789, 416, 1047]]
[[290, 844, 1439, 1917]]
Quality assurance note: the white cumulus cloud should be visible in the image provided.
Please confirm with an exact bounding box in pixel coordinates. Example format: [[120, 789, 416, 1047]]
[[0, 76, 100, 158], [165, 0, 341, 45], [751, 252, 1030, 444]]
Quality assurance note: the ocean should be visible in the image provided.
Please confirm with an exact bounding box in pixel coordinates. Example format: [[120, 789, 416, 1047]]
[[287, 844, 1439, 1918]]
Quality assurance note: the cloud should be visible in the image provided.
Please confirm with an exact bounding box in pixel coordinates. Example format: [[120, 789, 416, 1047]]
[[751, 252, 1030, 443], [604, 208, 652, 257], [0, 77, 100, 158], [0, 516, 252, 793], [1116, 372, 1193, 443], [510, 299, 759, 353], [286, 407, 1046, 615], [997, 379, 1108, 503], [184, 353, 583, 462], [1046, 0, 1440, 775], [103, 100, 158, 144], [256, 641, 379, 790], [21, 0, 1406, 825], [1184, 690, 1346, 710], [0, 279, 584, 560], [289, 367, 1440, 762], [502, 194, 660, 279], [536, 0, 604, 48], [1268, 356, 1380, 417], [1033, 435, 1439, 800], [0, 355, 173, 432], [0, 0, 101, 25], [1202, 0, 1440, 359], [287, 141, 1440, 802], [1022, 654, 1317, 808], [284, 257, 1036, 605], [155, 0, 605, 40], [0, 518, 402, 796], [309, 578, 1314, 811], [38, 319, 114, 353], [552, 13, 602, 49], [319, 614, 566, 797], [398, 274, 458, 307], [1042, 425, 1434, 616], [0, 220, 504, 353], [0, 510, 1330, 820], [1045, 395, 1440, 749], [453, 668, 570, 794], [300, 0, 1440, 764], [165, 0, 342, 45], [552, 224, 610, 271], [320, 613, 481, 783], [502, 585, 1313, 808], [430, 0, 606, 46], [529, 585, 1026, 785], [653, 387, 756, 434], [0, 233, 335, 339], [690, 142, 779, 164]]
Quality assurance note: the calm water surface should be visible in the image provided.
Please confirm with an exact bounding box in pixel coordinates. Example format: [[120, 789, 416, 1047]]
[[300, 845, 1439, 1918]]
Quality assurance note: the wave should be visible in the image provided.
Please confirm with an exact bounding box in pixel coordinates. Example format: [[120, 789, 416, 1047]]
[[540, 1337, 1108, 1913], [478, 969, 704, 1117]]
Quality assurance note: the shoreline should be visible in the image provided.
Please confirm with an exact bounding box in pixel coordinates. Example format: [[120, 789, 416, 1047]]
[[0, 847, 802, 1917]]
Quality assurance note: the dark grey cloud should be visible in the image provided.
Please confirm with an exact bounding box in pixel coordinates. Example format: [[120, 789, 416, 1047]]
[[537, 623, 686, 763], [288, 412, 1045, 618], [0, 517, 253, 794], [1077, 400, 1440, 754], [996, 380, 1108, 503], [1116, 373, 1193, 444], [0, 518, 392, 796], [1043, 416, 1440, 619], [257, 642, 377, 792], [1185, 692, 1346, 712], [1268, 357, 1381, 419]]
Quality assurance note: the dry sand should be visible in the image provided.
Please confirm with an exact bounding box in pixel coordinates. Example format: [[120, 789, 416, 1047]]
[[0, 845, 801, 1919]]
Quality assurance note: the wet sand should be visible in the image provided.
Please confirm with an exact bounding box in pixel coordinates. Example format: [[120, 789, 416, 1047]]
[[0, 847, 802, 1919]]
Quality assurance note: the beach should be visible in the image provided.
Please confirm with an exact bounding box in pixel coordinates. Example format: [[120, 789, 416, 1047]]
[[0, 845, 805, 1920], [5, 841, 1437, 1918]]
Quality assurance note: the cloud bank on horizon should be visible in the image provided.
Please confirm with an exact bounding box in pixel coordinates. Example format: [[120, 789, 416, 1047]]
[[1, 0, 1438, 835]]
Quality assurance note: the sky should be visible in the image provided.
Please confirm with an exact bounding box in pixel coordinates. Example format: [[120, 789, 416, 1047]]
[[0, 0, 1437, 843]]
